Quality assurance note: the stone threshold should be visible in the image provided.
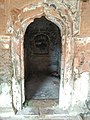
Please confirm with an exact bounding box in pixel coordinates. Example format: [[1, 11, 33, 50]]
[[0, 114, 84, 120], [16, 106, 78, 118], [0, 107, 88, 120]]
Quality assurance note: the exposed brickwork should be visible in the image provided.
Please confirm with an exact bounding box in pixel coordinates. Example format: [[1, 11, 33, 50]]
[[0, 40, 12, 82], [72, 37, 90, 114], [0, 37, 13, 111], [74, 37, 90, 74], [1, 0, 90, 36], [19, 6, 44, 22], [80, 1, 90, 36]]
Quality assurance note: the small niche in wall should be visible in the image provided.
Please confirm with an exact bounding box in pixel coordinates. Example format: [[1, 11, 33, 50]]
[[32, 33, 50, 55], [24, 16, 61, 104]]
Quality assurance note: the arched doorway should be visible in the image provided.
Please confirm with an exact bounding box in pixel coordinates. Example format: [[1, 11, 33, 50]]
[[24, 16, 62, 106], [11, 3, 75, 111]]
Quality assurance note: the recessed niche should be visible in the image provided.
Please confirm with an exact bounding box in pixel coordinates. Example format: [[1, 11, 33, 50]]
[[24, 16, 61, 106]]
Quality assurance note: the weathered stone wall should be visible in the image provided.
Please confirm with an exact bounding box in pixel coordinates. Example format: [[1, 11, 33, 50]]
[[74, 37, 90, 74], [0, 36, 14, 114], [70, 37, 90, 114], [0, 0, 90, 116], [0, 0, 80, 35], [80, 1, 90, 36], [0, 0, 90, 35], [60, 37, 90, 114], [9, 0, 79, 112]]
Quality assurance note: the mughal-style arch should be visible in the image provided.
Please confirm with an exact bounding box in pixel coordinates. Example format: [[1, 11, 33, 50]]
[[10, 2, 76, 111]]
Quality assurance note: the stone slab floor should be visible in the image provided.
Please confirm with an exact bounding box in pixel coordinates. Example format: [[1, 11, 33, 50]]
[[25, 72, 60, 100]]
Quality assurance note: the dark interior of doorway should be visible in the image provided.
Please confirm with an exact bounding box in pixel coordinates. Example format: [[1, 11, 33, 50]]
[[24, 16, 62, 103]]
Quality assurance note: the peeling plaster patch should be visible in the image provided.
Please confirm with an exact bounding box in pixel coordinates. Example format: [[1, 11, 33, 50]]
[[23, 6, 37, 12], [23, 3, 43, 12], [3, 44, 9, 49], [61, 83, 73, 109], [77, 37, 90, 43], [72, 72, 89, 107], [0, 43, 10, 49], [76, 72, 89, 100], [0, 36, 10, 41], [6, 18, 14, 34], [71, 37, 90, 114], [12, 77, 22, 111], [0, 83, 12, 107]]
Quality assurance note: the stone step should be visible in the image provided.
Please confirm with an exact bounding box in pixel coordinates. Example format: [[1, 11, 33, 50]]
[[0, 107, 88, 120], [0, 115, 84, 120]]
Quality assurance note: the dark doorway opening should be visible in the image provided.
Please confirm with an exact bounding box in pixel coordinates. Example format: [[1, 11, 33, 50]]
[[24, 16, 62, 102]]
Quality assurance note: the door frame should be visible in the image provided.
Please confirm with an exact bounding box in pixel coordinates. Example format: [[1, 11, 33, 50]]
[[11, 4, 74, 111]]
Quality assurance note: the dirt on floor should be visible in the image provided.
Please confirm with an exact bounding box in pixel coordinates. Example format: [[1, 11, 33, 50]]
[[24, 99, 59, 108]]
